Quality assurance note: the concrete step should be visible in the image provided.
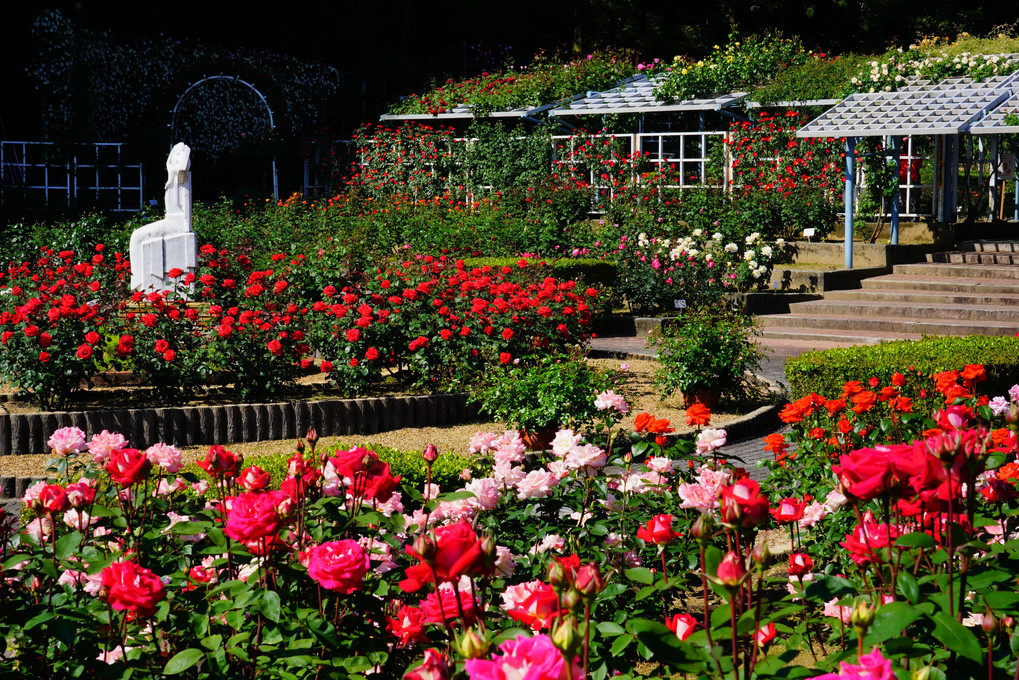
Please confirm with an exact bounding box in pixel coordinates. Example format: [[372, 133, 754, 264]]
[[758, 313, 1019, 336], [787, 299, 1019, 321], [929, 251, 1019, 265], [894, 263, 1019, 280], [860, 274, 1019, 295], [821, 289, 1019, 306], [959, 240, 1019, 253], [758, 328, 925, 345]]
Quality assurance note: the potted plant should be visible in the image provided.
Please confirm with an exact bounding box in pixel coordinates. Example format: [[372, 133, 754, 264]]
[[470, 350, 613, 449], [649, 307, 763, 408]]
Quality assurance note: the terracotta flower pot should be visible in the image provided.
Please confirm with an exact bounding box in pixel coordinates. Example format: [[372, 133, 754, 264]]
[[683, 389, 719, 410], [520, 428, 556, 451]]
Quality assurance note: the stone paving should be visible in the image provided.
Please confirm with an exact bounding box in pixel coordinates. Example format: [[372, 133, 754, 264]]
[[589, 333, 855, 480]]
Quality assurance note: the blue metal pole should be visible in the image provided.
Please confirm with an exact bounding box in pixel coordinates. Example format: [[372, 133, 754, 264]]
[[845, 137, 857, 269], [890, 136, 901, 245]]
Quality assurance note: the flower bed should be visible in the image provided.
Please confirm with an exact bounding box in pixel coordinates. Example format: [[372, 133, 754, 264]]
[[3, 354, 1019, 678], [0, 247, 597, 408]]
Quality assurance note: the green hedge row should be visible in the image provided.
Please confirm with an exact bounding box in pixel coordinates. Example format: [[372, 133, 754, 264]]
[[785, 335, 1019, 399], [461, 257, 616, 288], [185, 441, 486, 491]]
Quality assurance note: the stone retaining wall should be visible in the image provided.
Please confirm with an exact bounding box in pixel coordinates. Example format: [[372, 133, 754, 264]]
[[0, 393, 476, 458]]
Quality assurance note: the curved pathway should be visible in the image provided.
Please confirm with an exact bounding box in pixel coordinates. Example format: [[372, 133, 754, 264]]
[[589, 334, 854, 478]]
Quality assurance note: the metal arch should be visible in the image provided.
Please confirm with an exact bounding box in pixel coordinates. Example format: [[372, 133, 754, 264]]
[[170, 75, 279, 200]]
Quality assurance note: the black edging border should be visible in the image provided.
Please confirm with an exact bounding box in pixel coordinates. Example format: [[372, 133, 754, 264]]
[[0, 393, 478, 500], [1, 349, 785, 501]]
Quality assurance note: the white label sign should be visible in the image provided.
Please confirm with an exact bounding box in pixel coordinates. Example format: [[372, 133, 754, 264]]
[[803, 228, 816, 237], [998, 153, 1016, 181], [673, 299, 687, 309]]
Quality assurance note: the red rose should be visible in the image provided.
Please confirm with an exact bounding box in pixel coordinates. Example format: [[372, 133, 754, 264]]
[[720, 479, 770, 528], [386, 604, 429, 644], [500, 352, 511, 364], [769, 497, 806, 523], [38, 484, 68, 514], [754, 622, 776, 647], [832, 444, 921, 500], [365, 347, 379, 361], [636, 514, 680, 545], [76, 344, 93, 360], [105, 448, 151, 487], [85, 331, 100, 345], [197, 444, 242, 479], [224, 490, 288, 545], [239, 465, 271, 491], [420, 587, 478, 625], [167, 268, 183, 278], [320, 360, 333, 373], [163, 350, 175, 361], [38, 351, 50, 363], [404, 649, 450, 680], [400, 520, 489, 592], [345, 328, 361, 342], [267, 339, 283, 356], [101, 560, 166, 618], [302, 540, 370, 593], [38, 332, 52, 348], [503, 580, 562, 630], [362, 460, 401, 503], [685, 403, 711, 426], [788, 553, 814, 576], [329, 446, 376, 478]]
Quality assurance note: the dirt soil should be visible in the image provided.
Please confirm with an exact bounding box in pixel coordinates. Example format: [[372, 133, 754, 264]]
[[0, 357, 770, 478]]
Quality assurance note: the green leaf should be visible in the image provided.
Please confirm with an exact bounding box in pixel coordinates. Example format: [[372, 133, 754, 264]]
[[610, 634, 635, 656], [261, 590, 281, 623], [984, 591, 1019, 611], [931, 611, 982, 662], [866, 602, 922, 644], [55, 531, 82, 560], [894, 532, 936, 550], [896, 572, 920, 604], [164, 648, 205, 675], [597, 622, 625, 636], [625, 567, 654, 585]]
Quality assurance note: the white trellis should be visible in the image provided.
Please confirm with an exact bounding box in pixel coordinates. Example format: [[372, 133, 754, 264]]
[[171, 75, 279, 200]]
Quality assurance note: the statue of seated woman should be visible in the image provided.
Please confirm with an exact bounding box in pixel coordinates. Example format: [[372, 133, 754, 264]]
[[129, 142, 198, 292]]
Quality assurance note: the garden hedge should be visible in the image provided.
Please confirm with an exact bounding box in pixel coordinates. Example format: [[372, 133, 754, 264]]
[[461, 257, 617, 288], [785, 335, 1019, 399]]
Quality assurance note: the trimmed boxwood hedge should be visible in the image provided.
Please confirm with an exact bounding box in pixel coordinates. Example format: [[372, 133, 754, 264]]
[[785, 335, 1019, 399], [461, 257, 616, 289], [185, 442, 485, 491]]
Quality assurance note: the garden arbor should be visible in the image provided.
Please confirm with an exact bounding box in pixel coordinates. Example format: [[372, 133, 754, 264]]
[[797, 73, 1019, 267]]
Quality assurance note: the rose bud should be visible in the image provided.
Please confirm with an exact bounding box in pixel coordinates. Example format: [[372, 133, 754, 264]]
[[981, 611, 998, 634], [455, 627, 490, 660], [714, 551, 747, 589], [851, 601, 875, 637], [295, 438, 305, 454], [412, 533, 436, 562], [561, 588, 582, 612], [478, 533, 498, 567], [548, 560, 568, 590], [574, 563, 604, 601], [691, 513, 714, 543], [551, 615, 581, 655], [751, 542, 771, 570], [305, 428, 318, 446], [422, 444, 439, 463]]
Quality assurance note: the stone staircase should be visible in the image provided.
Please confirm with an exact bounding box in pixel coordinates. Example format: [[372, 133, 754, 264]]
[[757, 241, 1019, 345]]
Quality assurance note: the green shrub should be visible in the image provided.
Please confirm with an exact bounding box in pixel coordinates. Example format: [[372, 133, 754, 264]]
[[184, 441, 485, 491], [785, 335, 1019, 399], [650, 308, 763, 404], [461, 257, 616, 288]]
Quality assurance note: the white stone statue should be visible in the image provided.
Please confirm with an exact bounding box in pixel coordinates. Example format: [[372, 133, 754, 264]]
[[129, 142, 198, 292]]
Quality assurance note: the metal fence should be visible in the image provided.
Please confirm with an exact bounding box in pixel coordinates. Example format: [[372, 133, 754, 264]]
[[1, 141, 143, 212]]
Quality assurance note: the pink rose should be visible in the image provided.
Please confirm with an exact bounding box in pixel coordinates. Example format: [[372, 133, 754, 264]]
[[303, 540, 370, 593], [47, 427, 87, 455], [145, 442, 183, 473], [515, 470, 559, 500], [666, 613, 698, 640], [223, 491, 288, 546], [678, 482, 718, 512], [89, 430, 128, 463], [464, 634, 580, 680]]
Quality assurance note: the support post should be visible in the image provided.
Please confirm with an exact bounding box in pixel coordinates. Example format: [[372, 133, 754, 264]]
[[890, 136, 901, 245], [844, 137, 857, 269]]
